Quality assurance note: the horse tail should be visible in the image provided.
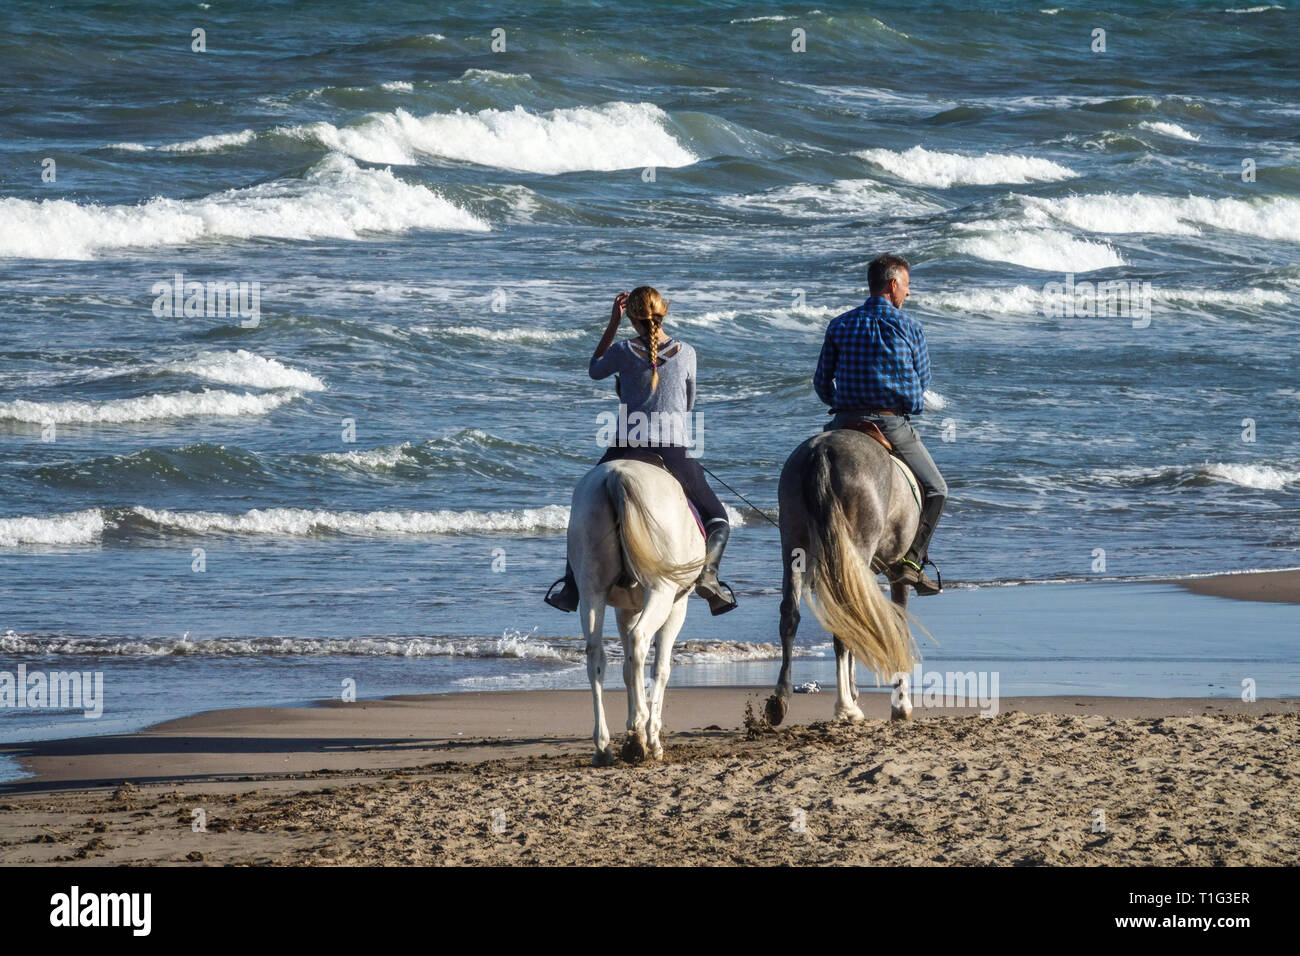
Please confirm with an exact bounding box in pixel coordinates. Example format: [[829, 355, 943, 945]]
[[609, 466, 704, 590], [802, 446, 917, 682]]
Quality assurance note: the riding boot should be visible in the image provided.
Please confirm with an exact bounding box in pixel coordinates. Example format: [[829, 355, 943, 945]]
[[544, 561, 579, 612], [694, 522, 738, 615], [894, 494, 945, 596]]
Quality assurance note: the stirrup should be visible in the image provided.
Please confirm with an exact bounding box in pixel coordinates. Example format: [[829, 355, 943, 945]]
[[883, 556, 919, 584], [922, 557, 942, 591], [544, 577, 578, 612], [697, 578, 738, 616]]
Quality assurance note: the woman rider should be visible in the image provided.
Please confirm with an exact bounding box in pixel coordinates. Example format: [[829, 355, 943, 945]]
[[544, 286, 737, 616]]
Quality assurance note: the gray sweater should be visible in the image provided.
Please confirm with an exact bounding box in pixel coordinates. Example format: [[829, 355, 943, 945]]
[[589, 337, 697, 416]]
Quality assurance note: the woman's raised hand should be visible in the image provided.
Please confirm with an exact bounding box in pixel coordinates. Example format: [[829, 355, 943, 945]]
[[610, 292, 629, 324]]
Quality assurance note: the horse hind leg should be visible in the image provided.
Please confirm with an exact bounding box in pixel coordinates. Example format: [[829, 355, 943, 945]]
[[889, 582, 914, 721], [583, 592, 615, 766], [766, 559, 803, 726], [833, 636, 865, 722], [646, 596, 687, 761], [619, 588, 670, 764]]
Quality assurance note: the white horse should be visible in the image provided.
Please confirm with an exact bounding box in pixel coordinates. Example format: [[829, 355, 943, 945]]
[[568, 457, 706, 766]]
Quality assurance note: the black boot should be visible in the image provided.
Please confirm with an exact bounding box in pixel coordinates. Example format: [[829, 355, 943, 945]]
[[544, 562, 579, 612], [893, 494, 945, 596], [694, 522, 738, 615]]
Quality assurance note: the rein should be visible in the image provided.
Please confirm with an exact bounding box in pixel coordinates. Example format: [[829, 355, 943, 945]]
[[698, 464, 781, 529]]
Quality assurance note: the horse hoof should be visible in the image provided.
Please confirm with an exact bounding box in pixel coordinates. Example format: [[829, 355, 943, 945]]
[[593, 747, 614, 767], [765, 695, 788, 726], [835, 707, 866, 723], [621, 735, 646, 764], [890, 703, 913, 721]]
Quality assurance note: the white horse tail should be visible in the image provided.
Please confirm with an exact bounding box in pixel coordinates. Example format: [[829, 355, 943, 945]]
[[802, 447, 917, 681], [609, 467, 703, 590]]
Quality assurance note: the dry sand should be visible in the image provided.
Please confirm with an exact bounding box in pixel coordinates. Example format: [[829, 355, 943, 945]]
[[1167, 567, 1300, 605], [1, 689, 1296, 866]]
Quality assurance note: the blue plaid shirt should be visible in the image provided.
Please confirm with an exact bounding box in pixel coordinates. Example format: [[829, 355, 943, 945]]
[[813, 296, 931, 415]]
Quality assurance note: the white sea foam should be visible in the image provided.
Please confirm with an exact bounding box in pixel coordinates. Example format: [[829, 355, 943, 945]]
[[162, 349, 326, 391], [280, 101, 698, 174], [923, 389, 948, 411], [1152, 287, 1291, 308], [917, 285, 1290, 314], [0, 153, 487, 260], [1138, 121, 1201, 142], [954, 228, 1125, 272], [438, 325, 586, 342], [160, 129, 258, 152], [1224, 5, 1283, 12], [0, 629, 575, 661], [316, 442, 415, 470], [1019, 193, 1300, 242], [1093, 462, 1300, 491], [854, 146, 1078, 188], [127, 504, 574, 536], [673, 305, 847, 330], [916, 285, 1048, 314], [718, 178, 943, 218], [452, 69, 532, 82], [0, 498, 745, 550], [730, 12, 820, 22], [0, 629, 814, 663], [1202, 463, 1298, 490], [380, 80, 414, 92], [3, 350, 325, 392], [0, 509, 105, 547], [0, 388, 301, 424], [672, 640, 829, 663]]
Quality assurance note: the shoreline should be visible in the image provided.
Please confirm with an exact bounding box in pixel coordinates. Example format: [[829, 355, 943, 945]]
[[1, 565, 1298, 754], [4, 689, 1298, 797]]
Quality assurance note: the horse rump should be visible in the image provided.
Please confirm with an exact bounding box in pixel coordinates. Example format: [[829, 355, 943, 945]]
[[801, 443, 917, 682]]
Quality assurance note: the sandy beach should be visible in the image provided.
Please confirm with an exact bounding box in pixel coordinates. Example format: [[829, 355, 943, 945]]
[[1, 686, 1296, 866], [2, 568, 1296, 866]]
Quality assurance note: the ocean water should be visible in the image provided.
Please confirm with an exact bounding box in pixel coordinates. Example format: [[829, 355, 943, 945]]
[[2, 0, 1298, 746]]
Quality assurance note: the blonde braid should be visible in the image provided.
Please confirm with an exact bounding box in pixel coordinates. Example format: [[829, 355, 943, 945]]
[[647, 316, 661, 392], [626, 285, 669, 393]]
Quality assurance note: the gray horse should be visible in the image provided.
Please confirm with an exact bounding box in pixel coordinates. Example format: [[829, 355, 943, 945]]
[[766, 428, 921, 726]]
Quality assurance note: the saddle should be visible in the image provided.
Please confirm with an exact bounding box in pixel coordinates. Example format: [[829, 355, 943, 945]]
[[836, 418, 893, 451]]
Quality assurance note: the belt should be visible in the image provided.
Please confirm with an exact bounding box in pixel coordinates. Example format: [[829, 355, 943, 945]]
[[835, 408, 903, 418]]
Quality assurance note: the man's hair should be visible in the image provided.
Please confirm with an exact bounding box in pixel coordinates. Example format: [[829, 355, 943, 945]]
[[868, 253, 910, 294]]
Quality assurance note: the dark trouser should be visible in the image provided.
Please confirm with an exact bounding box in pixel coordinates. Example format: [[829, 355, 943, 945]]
[[824, 411, 946, 562], [598, 444, 729, 530]]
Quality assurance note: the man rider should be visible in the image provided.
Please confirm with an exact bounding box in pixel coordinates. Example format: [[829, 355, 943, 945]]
[[813, 253, 946, 595]]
